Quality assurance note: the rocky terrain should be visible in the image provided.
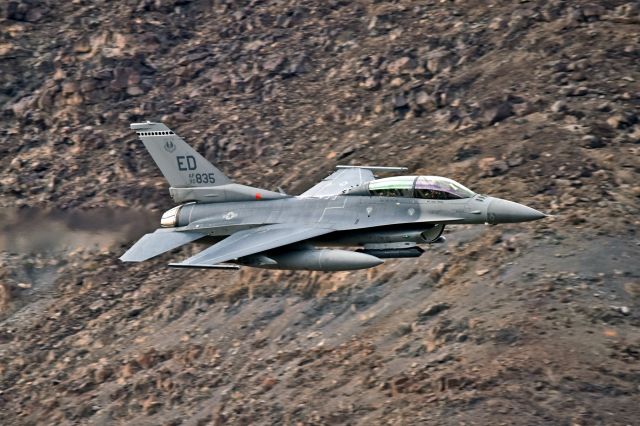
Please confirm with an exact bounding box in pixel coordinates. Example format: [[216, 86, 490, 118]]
[[1, 0, 639, 424]]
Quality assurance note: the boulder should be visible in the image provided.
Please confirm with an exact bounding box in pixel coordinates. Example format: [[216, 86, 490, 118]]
[[263, 55, 286, 73], [551, 100, 568, 113], [387, 57, 414, 75], [426, 50, 453, 74], [418, 303, 451, 321], [581, 134, 605, 149], [479, 157, 509, 177], [482, 101, 513, 125], [414, 91, 436, 112]]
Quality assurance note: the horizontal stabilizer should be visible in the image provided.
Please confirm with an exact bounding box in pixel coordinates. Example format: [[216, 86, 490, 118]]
[[169, 263, 240, 270], [120, 230, 205, 262]]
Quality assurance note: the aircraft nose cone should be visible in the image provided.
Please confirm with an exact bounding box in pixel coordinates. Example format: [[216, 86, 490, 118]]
[[487, 198, 546, 224]]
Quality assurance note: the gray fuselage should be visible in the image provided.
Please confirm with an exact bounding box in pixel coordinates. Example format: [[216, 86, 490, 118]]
[[168, 194, 492, 247]]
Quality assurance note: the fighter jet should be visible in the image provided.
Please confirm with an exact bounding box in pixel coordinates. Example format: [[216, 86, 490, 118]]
[[120, 121, 546, 271]]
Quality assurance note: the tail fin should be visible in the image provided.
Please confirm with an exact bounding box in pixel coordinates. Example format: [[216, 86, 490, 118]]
[[130, 121, 231, 188]]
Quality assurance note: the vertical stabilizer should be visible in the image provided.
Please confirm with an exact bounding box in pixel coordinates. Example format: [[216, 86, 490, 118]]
[[130, 121, 231, 188]]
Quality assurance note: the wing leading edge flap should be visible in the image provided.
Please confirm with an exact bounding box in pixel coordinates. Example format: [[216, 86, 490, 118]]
[[169, 263, 240, 270], [120, 230, 205, 262], [170, 224, 334, 267]]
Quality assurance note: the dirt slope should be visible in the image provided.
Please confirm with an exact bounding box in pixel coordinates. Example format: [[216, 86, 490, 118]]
[[1, 1, 639, 424]]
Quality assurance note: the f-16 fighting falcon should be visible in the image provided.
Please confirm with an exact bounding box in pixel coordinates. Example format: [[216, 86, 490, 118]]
[[120, 122, 547, 271]]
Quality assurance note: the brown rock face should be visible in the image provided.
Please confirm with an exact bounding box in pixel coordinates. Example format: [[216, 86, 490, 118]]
[[0, 283, 12, 312], [624, 282, 640, 298], [1, 1, 639, 425]]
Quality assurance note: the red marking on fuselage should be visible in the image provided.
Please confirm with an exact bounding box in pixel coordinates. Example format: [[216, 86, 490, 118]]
[[255, 193, 262, 200]]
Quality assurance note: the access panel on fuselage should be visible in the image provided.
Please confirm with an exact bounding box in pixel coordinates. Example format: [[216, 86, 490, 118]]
[[277, 198, 327, 226], [351, 196, 421, 229], [181, 201, 275, 234], [416, 197, 471, 218], [314, 196, 356, 227]]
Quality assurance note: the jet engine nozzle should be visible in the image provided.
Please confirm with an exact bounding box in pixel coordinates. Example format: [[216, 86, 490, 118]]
[[487, 198, 546, 224], [160, 205, 182, 227]]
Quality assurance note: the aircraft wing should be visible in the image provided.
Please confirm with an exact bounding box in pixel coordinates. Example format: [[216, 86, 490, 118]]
[[300, 168, 376, 198], [120, 229, 206, 262], [169, 224, 334, 268]]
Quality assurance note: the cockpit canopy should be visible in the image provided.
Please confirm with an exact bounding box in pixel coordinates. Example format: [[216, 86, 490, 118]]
[[361, 176, 475, 200]]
